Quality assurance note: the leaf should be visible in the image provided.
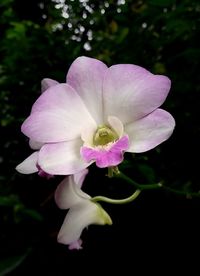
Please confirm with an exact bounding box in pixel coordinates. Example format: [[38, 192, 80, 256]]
[[21, 208, 43, 222], [0, 249, 31, 276], [6, 22, 25, 39], [13, 204, 43, 222], [117, 27, 129, 43], [0, 195, 19, 207], [0, 0, 14, 8]]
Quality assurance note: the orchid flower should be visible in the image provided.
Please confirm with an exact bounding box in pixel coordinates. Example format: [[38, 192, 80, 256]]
[[16, 56, 175, 175], [54, 169, 112, 249]]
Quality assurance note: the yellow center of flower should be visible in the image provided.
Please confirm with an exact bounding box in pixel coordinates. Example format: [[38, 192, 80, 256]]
[[93, 125, 118, 146]]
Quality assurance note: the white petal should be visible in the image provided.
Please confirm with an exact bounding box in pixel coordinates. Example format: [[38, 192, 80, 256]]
[[81, 124, 97, 146], [16, 152, 38, 174], [108, 116, 124, 137], [55, 171, 90, 209], [57, 201, 112, 245]]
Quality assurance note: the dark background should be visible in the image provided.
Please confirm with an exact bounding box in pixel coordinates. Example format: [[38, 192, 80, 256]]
[[0, 0, 200, 274]]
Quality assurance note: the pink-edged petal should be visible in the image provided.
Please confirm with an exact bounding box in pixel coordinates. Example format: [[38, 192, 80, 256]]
[[67, 56, 108, 124], [103, 64, 171, 124], [55, 171, 90, 209], [81, 135, 129, 168], [22, 110, 78, 143], [16, 152, 39, 174], [125, 108, 175, 153], [41, 78, 59, 93], [31, 83, 69, 113], [29, 139, 43, 150], [38, 139, 90, 175], [68, 239, 83, 250], [108, 116, 124, 137], [22, 84, 96, 143], [57, 201, 112, 245]]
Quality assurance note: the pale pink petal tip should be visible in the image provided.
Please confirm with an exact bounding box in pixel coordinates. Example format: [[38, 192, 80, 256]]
[[81, 135, 129, 168], [15, 152, 39, 174], [41, 78, 59, 93], [68, 239, 83, 250]]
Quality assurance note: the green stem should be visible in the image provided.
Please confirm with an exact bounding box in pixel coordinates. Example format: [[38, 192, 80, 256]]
[[116, 172, 162, 190], [116, 172, 200, 198], [92, 189, 141, 205], [162, 185, 200, 198], [107, 166, 120, 178]]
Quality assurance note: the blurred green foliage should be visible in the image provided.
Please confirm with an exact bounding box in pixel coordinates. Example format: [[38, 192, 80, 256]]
[[0, 0, 200, 274]]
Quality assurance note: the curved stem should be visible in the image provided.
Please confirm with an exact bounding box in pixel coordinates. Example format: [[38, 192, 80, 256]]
[[92, 189, 141, 205]]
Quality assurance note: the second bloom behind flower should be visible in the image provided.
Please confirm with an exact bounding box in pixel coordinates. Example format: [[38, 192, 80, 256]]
[[54, 169, 112, 250]]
